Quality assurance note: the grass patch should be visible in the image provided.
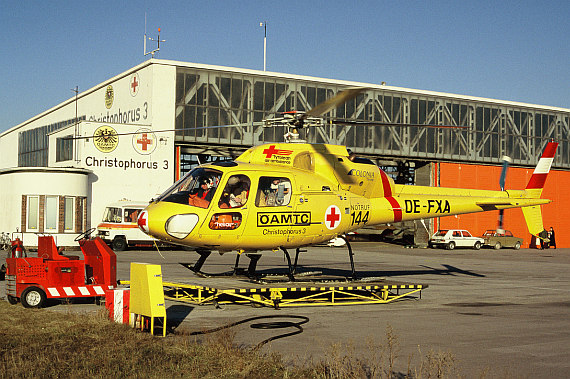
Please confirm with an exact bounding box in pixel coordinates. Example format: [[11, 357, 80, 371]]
[[0, 301, 480, 378]]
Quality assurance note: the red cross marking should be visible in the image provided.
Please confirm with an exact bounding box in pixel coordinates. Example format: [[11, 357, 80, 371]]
[[137, 211, 148, 232], [262, 145, 293, 159], [136, 133, 153, 151], [325, 205, 341, 229], [263, 145, 279, 158], [131, 76, 139, 93]]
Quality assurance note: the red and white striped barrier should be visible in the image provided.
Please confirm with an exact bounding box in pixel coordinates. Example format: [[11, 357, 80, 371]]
[[105, 289, 131, 324], [46, 285, 114, 298]]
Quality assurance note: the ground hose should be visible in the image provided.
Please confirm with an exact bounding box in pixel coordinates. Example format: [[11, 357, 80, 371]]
[[178, 315, 310, 350]]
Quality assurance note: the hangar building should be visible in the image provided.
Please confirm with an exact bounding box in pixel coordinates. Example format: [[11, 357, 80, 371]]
[[1, 59, 568, 247]]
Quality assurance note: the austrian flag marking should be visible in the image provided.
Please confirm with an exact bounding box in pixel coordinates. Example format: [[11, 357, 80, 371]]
[[325, 205, 342, 230]]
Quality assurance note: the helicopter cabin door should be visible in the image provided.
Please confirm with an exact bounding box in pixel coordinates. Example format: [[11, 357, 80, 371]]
[[249, 175, 302, 249], [199, 174, 252, 250]]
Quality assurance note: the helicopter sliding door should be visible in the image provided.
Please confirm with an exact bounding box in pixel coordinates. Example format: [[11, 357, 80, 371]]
[[249, 175, 300, 249], [197, 174, 252, 250]]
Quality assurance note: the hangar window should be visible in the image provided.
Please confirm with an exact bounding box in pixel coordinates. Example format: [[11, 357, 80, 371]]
[[64, 197, 74, 231], [22, 195, 86, 234], [45, 196, 58, 231], [56, 136, 73, 162], [27, 196, 39, 231]]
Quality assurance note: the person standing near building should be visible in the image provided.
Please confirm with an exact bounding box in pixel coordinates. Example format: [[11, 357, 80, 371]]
[[548, 227, 556, 249]]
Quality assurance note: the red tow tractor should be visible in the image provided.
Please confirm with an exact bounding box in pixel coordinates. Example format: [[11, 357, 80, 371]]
[[5, 229, 116, 308]]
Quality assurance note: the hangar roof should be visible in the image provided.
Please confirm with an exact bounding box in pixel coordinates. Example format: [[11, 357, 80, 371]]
[[2, 58, 568, 139]]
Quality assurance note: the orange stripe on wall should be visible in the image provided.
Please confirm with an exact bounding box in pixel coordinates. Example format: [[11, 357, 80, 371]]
[[438, 163, 567, 248]]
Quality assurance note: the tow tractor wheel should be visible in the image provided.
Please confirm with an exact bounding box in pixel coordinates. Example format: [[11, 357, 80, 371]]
[[7, 295, 18, 305], [21, 286, 46, 308]]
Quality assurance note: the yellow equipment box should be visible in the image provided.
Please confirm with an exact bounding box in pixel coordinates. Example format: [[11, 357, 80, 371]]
[[130, 262, 166, 336]]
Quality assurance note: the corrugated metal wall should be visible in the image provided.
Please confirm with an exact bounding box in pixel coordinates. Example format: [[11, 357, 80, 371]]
[[438, 163, 567, 248]]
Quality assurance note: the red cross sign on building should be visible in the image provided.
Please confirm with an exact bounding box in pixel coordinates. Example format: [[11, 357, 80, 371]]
[[130, 73, 140, 96], [132, 128, 157, 155], [137, 133, 152, 151], [324, 205, 342, 230]]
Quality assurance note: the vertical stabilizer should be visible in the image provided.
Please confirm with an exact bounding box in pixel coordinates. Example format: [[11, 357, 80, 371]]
[[525, 142, 558, 197], [521, 205, 545, 237], [522, 142, 557, 239]]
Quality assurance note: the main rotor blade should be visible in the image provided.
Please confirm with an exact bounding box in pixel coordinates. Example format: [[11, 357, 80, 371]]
[[304, 87, 366, 118], [329, 119, 469, 129]]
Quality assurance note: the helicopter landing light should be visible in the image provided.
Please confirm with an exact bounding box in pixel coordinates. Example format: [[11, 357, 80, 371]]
[[165, 214, 199, 239]]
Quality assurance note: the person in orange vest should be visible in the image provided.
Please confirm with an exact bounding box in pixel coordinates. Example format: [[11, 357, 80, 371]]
[[188, 177, 215, 208]]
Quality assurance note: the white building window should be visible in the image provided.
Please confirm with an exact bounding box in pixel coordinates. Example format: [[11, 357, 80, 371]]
[[27, 196, 39, 231], [64, 197, 74, 231], [45, 196, 58, 231]]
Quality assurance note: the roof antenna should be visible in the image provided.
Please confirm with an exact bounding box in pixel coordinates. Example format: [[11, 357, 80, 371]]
[[144, 13, 165, 58]]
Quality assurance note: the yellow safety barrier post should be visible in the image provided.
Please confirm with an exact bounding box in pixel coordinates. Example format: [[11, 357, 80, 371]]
[[129, 263, 167, 337]]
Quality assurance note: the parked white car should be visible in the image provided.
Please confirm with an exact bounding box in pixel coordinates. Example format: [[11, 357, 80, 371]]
[[429, 229, 484, 250]]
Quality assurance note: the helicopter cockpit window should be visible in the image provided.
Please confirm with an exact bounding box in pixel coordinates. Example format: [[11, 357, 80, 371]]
[[158, 168, 222, 208], [218, 175, 251, 209], [256, 177, 292, 207]]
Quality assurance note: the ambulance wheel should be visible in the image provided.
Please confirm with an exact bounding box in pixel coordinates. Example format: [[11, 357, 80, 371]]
[[7, 295, 18, 305], [21, 287, 46, 308], [112, 237, 127, 251]]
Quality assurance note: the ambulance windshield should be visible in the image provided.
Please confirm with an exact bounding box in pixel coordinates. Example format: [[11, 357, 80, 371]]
[[158, 168, 222, 208], [103, 207, 122, 223]]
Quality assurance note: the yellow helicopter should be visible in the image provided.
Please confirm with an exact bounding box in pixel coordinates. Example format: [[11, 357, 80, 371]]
[[137, 88, 557, 280]]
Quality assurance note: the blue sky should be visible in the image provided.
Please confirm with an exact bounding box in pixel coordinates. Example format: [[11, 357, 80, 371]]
[[1, 1, 568, 133]]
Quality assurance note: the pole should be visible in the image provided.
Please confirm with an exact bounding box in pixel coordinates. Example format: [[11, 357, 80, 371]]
[[260, 22, 267, 71], [71, 86, 79, 161]]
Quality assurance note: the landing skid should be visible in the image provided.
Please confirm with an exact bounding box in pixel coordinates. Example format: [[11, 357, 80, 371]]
[[184, 238, 358, 283]]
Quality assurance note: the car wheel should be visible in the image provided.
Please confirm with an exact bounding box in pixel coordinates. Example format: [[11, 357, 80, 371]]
[[473, 241, 481, 250], [21, 286, 46, 308], [447, 241, 456, 250], [494, 242, 502, 250], [514, 241, 521, 250], [112, 237, 127, 251]]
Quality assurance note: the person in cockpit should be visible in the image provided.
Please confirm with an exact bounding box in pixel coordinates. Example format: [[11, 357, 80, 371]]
[[219, 176, 250, 208], [188, 176, 215, 208]]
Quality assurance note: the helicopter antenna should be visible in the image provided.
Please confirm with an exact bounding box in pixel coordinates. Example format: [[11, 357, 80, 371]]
[[144, 13, 165, 58]]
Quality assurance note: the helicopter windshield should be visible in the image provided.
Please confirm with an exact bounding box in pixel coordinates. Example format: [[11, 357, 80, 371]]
[[158, 168, 222, 208]]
